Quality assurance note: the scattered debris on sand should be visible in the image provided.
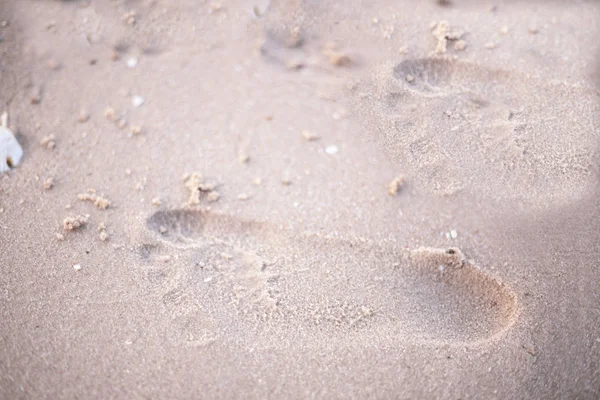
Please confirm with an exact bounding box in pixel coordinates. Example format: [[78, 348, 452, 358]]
[[301, 130, 319, 141], [104, 106, 117, 121], [122, 10, 136, 26], [184, 172, 220, 205], [431, 20, 465, 54], [325, 145, 339, 155], [131, 95, 145, 108], [238, 149, 250, 164], [388, 175, 406, 196], [55, 232, 65, 241], [454, 40, 467, 51], [63, 214, 90, 231], [43, 177, 54, 190], [30, 86, 42, 105], [129, 125, 142, 136], [47, 59, 60, 70], [151, 197, 162, 207], [40, 134, 56, 150], [78, 191, 111, 210], [78, 109, 90, 123], [322, 42, 352, 67], [410, 247, 465, 269], [184, 173, 203, 205], [73, 263, 82, 271], [97, 222, 109, 241], [0, 111, 24, 173], [126, 57, 138, 68], [207, 191, 220, 202], [209, 2, 223, 14], [281, 171, 292, 185]]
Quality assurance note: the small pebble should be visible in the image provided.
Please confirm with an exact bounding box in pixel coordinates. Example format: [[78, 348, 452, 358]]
[[78, 109, 90, 123], [47, 59, 60, 70], [325, 145, 339, 155], [126, 57, 138, 68], [99, 231, 109, 242], [30, 86, 42, 104], [387, 175, 406, 196], [73, 264, 82, 271], [40, 134, 56, 150], [281, 173, 292, 185], [454, 40, 467, 51], [238, 150, 250, 164], [104, 107, 116, 121], [301, 130, 319, 141], [207, 191, 220, 202], [43, 177, 54, 190], [132, 95, 145, 108]]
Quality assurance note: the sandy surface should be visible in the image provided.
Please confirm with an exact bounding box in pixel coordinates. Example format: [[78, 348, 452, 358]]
[[1, 0, 599, 398]]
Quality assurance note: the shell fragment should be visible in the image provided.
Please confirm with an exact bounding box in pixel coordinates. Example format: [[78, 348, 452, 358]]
[[0, 112, 23, 173]]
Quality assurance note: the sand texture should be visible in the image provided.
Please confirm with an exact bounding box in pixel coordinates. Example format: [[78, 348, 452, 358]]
[[1, 0, 599, 398]]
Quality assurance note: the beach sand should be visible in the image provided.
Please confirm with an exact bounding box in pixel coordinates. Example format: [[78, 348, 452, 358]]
[[1, 0, 599, 398]]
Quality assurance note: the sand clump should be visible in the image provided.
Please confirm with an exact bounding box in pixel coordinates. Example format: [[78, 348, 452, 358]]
[[78, 191, 111, 210], [63, 214, 90, 231], [40, 134, 56, 150], [104, 107, 117, 121], [388, 175, 406, 196], [43, 177, 54, 190], [301, 130, 319, 141], [323, 42, 352, 67], [77, 109, 90, 123], [97, 222, 109, 242], [184, 172, 220, 205], [431, 20, 465, 54]]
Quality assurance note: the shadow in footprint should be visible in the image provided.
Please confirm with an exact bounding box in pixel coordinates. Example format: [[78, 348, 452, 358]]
[[144, 209, 518, 345]]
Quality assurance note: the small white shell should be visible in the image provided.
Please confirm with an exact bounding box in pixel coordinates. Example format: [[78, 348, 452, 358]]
[[131, 95, 145, 108], [0, 114, 23, 173]]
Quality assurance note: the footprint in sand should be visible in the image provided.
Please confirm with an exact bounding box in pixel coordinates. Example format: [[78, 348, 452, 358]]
[[140, 209, 517, 347], [361, 57, 598, 202]]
